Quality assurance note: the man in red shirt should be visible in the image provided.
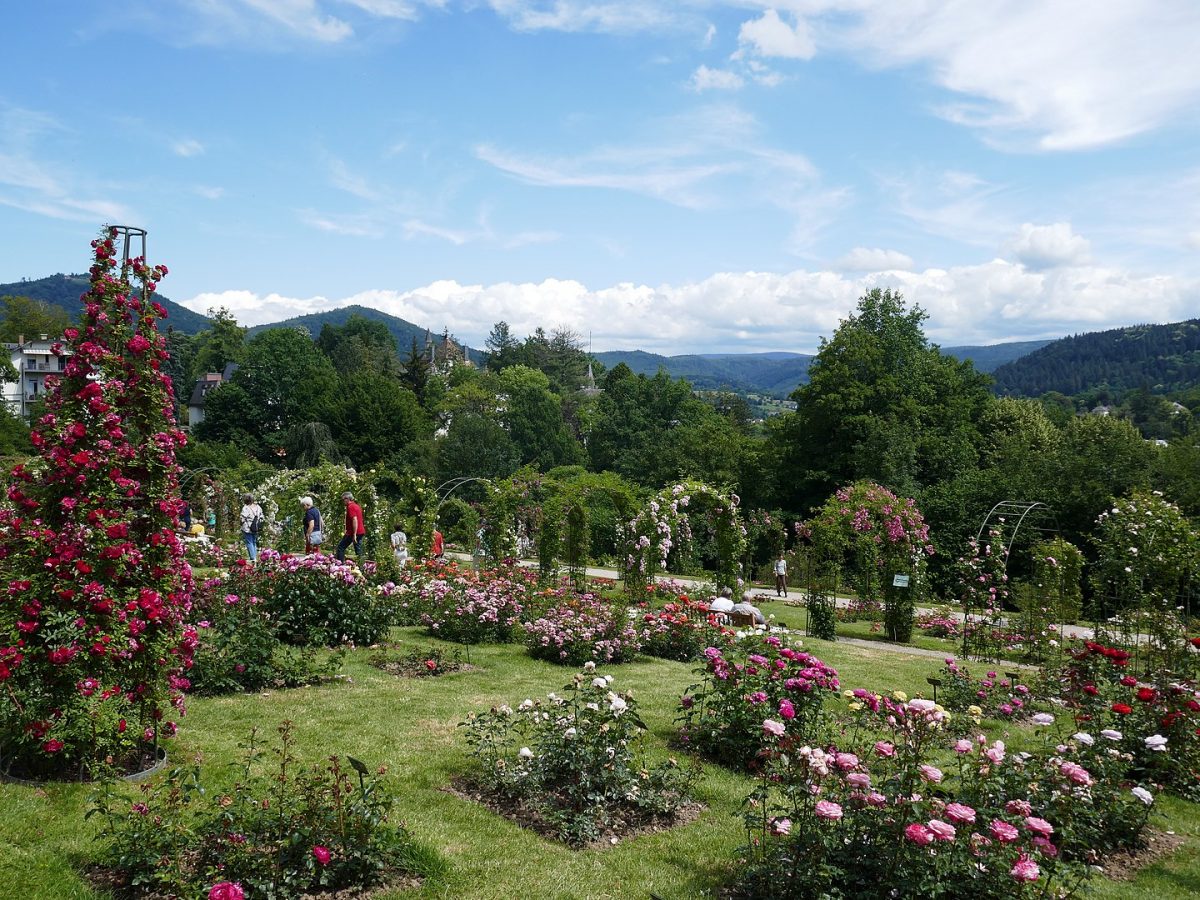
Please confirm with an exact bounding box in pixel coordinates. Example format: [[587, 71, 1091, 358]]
[[336, 491, 366, 561]]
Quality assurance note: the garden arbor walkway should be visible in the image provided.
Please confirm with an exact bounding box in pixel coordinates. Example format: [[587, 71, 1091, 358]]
[[443, 552, 1099, 641]]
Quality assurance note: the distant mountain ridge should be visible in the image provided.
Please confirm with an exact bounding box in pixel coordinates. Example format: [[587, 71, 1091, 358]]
[[247, 304, 484, 359], [597, 340, 1049, 398], [991, 320, 1200, 397], [0, 273, 211, 333]]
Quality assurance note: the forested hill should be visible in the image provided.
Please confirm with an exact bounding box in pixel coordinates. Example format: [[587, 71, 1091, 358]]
[[0, 273, 211, 333], [597, 340, 1046, 398], [991, 320, 1200, 397], [248, 304, 482, 358]]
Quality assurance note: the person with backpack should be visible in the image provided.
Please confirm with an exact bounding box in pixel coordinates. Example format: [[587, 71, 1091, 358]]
[[240, 493, 265, 562]]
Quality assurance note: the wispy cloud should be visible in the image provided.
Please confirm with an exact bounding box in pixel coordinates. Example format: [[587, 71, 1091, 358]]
[[172, 138, 205, 157], [689, 65, 745, 92]]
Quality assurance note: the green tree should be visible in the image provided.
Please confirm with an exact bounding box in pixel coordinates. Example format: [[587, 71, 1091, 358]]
[[400, 336, 431, 406], [0, 295, 71, 342], [316, 314, 401, 378], [484, 320, 521, 372], [497, 365, 583, 470], [321, 372, 431, 468], [188, 307, 245, 382], [437, 411, 520, 482], [773, 288, 992, 512]]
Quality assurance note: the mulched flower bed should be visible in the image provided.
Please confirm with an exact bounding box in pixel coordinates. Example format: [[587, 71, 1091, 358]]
[[444, 777, 704, 849], [1096, 827, 1186, 881], [367, 644, 476, 678]]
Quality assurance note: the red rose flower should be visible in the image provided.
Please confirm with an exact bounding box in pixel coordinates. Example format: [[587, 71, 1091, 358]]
[[312, 845, 331, 865], [1112, 703, 1133, 715], [1136, 687, 1156, 703]]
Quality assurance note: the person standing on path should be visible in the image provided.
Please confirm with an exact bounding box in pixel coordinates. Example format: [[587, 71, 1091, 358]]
[[336, 491, 366, 561], [239, 493, 264, 562], [431, 528, 445, 561], [774, 553, 788, 597], [301, 496, 323, 554]]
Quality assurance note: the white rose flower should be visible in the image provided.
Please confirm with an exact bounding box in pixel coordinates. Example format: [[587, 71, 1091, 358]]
[[1131, 786, 1154, 805], [519, 747, 533, 759]]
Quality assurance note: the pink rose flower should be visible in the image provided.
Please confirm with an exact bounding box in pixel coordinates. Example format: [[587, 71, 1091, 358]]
[[918, 764, 943, 783], [313, 845, 332, 865], [762, 719, 786, 737], [1024, 816, 1054, 837], [1010, 855, 1040, 883], [945, 803, 976, 825], [905, 823, 934, 846], [814, 800, 843, 820], [927, 819, 956, 841], [209, 883, 245, 900], [770, 817, 792, 835]]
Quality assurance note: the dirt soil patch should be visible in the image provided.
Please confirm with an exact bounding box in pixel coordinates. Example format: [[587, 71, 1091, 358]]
[[1095, 827, 1187, 881], [444, 776, 704, 849]]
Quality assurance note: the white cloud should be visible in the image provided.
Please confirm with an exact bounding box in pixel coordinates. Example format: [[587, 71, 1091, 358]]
[[180, 254, 1199, 352], [194, 185, 226, 200], [796, 0, 1200, 150], [485, 0, 678, 34], [737, 9, 814, 60], [237, 0, 354, 41], [1006, 222, 1091, 270], [834, 247, 914, 272], [689, 65, 745, 92], [172, 138, 205, 157]]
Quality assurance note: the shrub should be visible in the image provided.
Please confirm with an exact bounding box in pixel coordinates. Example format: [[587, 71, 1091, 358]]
[[734, 691, 1154, 899], [934, 659, 1035, 721], [89, 721, 439, 898], [222, 551, 390, 646], [0, 230, 193, 778], [417, 562, 531, 644], [187, 578, 342, 695], [524, 594, 640, 665], [678, 635, 839, 769], [634, 597, 732, 661], [460, 664, 698, 846]]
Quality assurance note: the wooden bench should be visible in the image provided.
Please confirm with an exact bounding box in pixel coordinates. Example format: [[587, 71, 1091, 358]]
[[729, 611, 759, 627]]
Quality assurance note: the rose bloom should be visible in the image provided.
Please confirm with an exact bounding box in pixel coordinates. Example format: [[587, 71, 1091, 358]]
[[763, 719, 786, 737], [1100, 729, 1123, 741], [770, 817, 792, 835], [945, 802, 977, 825], [990, 820, 1020, 842], [1144, 734, 1169, 752], [1060, 761, 1092, 785], [209, 884, 245, 900], [1024, 816, 1054, 837], [312, 845, 331, 865], [1005, 799, 1032, 817], [874, 741, 895, 758], [1011, 855, 1041, 883], [866, 791, 888, 808], [927, 819, 956, 841], [918, 764, 943, 783], [1031, 713, 1055, 726], [846, 771, 871, 789], [1112, 702, 1133, 715], [1072, 732, 1094, 746], [815, 800, 843, 820], [984, 741, 1006, 764], [905, 823, 934, 846], [1131, 786, 1154, 805], [953, 739, 974, 753]]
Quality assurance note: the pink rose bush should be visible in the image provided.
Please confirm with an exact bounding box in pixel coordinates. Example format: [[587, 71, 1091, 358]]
[[0, 230, 194, 777], [524, 593, 640, 665], [678, 634, 839, 768], [735, 683, 1158, 898], [415, 560, 531, 644], [635, 596, 733, 661]]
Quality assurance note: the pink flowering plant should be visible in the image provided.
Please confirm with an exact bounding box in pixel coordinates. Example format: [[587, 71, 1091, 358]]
[[955, 526, 1012, 660], [417, 561, 531, 644], [219, 550, 390, 646], [0, 230, 194, 778], [678, 634, 839, 769], [187, 577, 342, 695], [524, 593, 640, 665], [460, 664, 698, 846], [735, 692, 1106, 898], [935, 659, 1035, 721], [634, 596, 733, 662], [89, 720, 439, 898], [801, 482, 932, 643]]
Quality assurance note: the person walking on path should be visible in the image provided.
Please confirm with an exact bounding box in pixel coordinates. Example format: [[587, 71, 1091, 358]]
[[431, 528, 445, 561], [240, 493, 264, 562], [301, 496, 323, 554], [774, 553, 788, 598], [336, 491, 366, 561]]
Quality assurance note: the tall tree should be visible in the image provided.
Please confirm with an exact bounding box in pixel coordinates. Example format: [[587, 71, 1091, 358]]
[[0, 295, 71, 342], [485, 320, 521, 372], [772, 288, 993, 512], [316, 314, 401, 378], [188, 307, 245, 382]]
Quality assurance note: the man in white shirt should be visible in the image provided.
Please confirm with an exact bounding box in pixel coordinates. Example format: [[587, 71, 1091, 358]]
[[774, 554, 788, 597]]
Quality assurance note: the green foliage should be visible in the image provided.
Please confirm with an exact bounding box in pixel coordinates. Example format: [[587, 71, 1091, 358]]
[[188, 306, 245, 383], [0, 294, 71, 342], [224, 551, 391, 647], [320, 371, 431, 468], [460, 665, 699, 846], [89, 721, 436, 898]]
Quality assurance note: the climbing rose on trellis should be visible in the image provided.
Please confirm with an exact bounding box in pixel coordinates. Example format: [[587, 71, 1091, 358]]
[[0, 229, 194, 776]]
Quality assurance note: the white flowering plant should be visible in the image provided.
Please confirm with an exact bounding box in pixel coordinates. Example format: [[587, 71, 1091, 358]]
[[460, 664, 699, 845]]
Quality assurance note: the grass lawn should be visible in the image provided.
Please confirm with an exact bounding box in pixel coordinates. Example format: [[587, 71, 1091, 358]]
[[5, 625, 1200, 899]]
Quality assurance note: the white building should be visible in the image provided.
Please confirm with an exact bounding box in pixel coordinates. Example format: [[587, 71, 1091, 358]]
[[2, 335, 69, 417]]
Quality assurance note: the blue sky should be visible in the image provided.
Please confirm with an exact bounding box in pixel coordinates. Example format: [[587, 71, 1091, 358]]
[[3, 1, 1199, 353]]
